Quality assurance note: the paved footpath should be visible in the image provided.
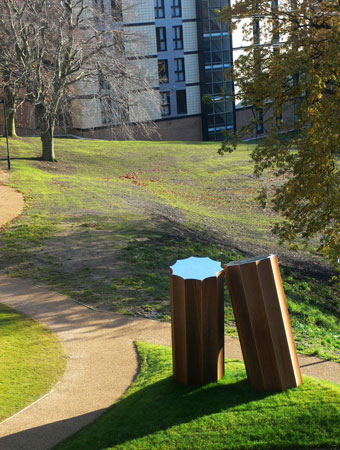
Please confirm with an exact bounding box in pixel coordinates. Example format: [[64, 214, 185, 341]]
[[0, 171, 24, 226], [0, 170, 339, 450]]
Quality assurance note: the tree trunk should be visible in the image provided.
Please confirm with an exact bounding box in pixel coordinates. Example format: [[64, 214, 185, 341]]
[[35, 105, 56, 161], [6, 108, 17, 137], [41, 126, 56, 161], [4, 88, 17, 137]]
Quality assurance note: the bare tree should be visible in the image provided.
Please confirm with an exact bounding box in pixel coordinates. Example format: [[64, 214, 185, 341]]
[[0, 0, 159, 161], [0, 13, 22, 137]]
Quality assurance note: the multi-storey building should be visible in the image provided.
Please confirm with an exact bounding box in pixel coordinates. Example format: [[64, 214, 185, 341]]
[[1, 0, 271, 141], [71, 0, 239, 141]]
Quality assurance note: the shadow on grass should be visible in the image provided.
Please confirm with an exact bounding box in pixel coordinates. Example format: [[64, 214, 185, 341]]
[[0, 214, 337, 322], [0, 157, 43, 161], [0, 375, 270, 450], [90, 376, 269, 448]]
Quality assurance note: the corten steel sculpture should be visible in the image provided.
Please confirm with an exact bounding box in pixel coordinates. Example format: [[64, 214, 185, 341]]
[[225, 254, 302, 391], [170, 257, 225, 386]]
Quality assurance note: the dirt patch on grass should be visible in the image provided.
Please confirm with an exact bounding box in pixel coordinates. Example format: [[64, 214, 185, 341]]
[[37, 160, 76, 175]]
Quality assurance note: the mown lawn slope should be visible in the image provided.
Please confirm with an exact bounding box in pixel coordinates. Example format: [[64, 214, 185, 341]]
[[0, 303, 66, 421], [54, 342, 340, 450], [0, 138, 339, 361]]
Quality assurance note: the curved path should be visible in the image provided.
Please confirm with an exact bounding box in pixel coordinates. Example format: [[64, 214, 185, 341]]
[[0, 171, 339, 450], [0, 170, 25, 226]]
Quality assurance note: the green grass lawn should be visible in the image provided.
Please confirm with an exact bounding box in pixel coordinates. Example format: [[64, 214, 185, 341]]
[[0, 303, 67, 421], [0, 137, 339, 361], [54, 341, 340, 450]]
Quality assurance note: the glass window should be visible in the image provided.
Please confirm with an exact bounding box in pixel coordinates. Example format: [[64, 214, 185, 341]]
[[205, 83, 214, 95], [158, 60, 169, 83], [276, 113, 283, 129], [203, 39, 211, 51], [272, 0, 279, 42], [256, 108, 264, 134], [171, 0, 182, 17], [253, 19, 260, 44], [204, 52, 211, 64], [211, 51, 222, 64], [156, 27, 167, 51], [173, 26, 183, 50], [215, 113, 227, 125], [211, 38, 222, 51], [161, 92, 171, 116], [204, 70, 212, 83], [210, 18, 222, 33], [202, 7, 209, 20], [226, 111, 233, 123], [93, 0, 104, 12], [174, 58, 185, 81], [208, 115, 215, 127], [214, 102, 225, 114], [294, 102, 299, 124], [222, 50, 231, 64], [213, 83, 224, 95], [212, 70, 225, 82], [111, 0, 122, 18], [222, 37, 230, 49], [154, 0, 165, 18], [209, 6, 218, 17], [100, 98, 113, 124], [206, 103, 214, 114], [203, 20, 210, 33], [93, 0, 104, 21], [176, 90, 187, 114], [99, 71, 111, 90]]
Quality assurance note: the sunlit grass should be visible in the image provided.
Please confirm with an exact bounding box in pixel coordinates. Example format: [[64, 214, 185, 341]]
[[0, 303, 67, 421], [0, 137, 339, 361], [54, 342, 340, 450]]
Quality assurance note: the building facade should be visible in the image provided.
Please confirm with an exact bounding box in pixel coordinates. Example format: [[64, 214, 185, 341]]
[[71, 0, 239, 141], [1, 0, 269, 141]]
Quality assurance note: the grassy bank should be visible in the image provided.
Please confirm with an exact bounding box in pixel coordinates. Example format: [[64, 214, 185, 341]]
[[0, 303, 66, 421], [54, 341, 340, 450], [0, 137, 339, 361]]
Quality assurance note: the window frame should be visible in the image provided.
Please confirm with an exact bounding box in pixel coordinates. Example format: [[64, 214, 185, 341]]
[[253, 18, 260, 45], [100, 97, 113, 124], [171, 0, 182, 17], [99, 71, 111, 91], [158, 59, 169, 84], [173, 25, 183, 50], [93, 0, 105, 21], [93, 0, 104, 11], [176, 89, 187, 115], [154, 0, 165, 19], [156, 27, 167, 52], [160, 91, 171, 116], [256, 108, 264, 134], [111, 0, 122, 19], [174, 57, 185, 82]]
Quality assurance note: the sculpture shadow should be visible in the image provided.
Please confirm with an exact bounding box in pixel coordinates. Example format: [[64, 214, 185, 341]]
[[0, 376, 272, 450]]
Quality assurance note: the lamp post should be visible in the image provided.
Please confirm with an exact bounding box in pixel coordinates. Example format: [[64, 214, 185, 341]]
[[0, 99, 11, 170]]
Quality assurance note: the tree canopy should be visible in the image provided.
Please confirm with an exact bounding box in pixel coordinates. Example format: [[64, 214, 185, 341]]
[[220, 0, 340, 267]]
